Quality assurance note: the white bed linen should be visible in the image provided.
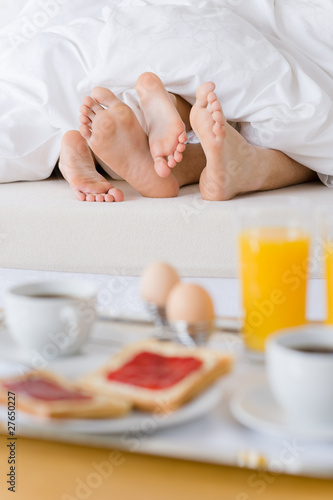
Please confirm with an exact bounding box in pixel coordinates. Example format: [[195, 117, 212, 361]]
[[0, 177, 331, 280], [0, 0, 27, 28], [0, 0, 332, 184]]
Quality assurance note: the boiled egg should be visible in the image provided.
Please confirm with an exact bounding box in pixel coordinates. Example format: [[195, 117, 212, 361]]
[[166, 283, 215, 323], [141, 262, 180, 307]]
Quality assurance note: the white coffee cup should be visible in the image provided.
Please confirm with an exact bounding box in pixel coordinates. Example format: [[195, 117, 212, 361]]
[[266, 326, 333, 425], [5, 280, 97, 362]]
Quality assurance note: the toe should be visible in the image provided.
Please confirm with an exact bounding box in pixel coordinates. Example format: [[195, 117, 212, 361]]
[[195, 82, 216, 108], [104, 193, 115, 202], [82, 96, 95, 109], [167, 155, 177, 169], [79, 114, 91, 125], [173, 150, 183, 163], [95, 194, 105, 202], [86, 194, 96, 202], [91, 87, 117, 108], [79, 124, 92, 141], [212, 111, 224, 123], [207, 92, 217, 104], [108, 188, 124, 202], [83, 96, 103, 114], [154, 157, 171, 178], [74, 190, 86, 202], [177, 142, 186, 153], [211, 100, 222, 112], [80, 104, 95, 121], [178, 131, 187, 144]]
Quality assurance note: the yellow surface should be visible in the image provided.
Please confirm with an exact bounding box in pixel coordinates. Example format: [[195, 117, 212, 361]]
[[0, 435, 332, 500], [239, 227, 310, 352], [326, 244, 333, 324]]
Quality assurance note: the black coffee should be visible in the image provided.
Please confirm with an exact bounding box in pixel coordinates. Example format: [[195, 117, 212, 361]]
[[291, 345, 333, 354]]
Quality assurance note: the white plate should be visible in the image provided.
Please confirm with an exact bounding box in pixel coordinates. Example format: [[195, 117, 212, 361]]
[[230, 377, 333, 441], [0, 381, 224, 435]]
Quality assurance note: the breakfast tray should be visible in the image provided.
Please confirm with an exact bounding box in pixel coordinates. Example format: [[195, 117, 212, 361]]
[[0, 319, 332, 479]]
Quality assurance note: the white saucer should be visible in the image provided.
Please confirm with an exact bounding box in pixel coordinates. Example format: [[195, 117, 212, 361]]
[[230, 377, 333, 441], [0, 380, 224, 436]]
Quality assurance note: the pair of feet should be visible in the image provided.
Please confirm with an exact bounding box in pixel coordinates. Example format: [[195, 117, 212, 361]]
[[59, 73, 228, 202]]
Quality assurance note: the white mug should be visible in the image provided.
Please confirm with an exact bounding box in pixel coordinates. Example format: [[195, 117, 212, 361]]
[[5, 280, 97, 364], [266, 326, 333, 425]]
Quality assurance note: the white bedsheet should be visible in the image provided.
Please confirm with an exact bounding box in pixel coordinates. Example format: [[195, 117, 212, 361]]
[[0, 0, 27, 28], [0, 0, 332, 184]]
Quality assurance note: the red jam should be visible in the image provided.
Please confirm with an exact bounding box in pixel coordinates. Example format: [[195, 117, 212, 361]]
[[106, 351, 203, 390], [4, 377, 91, 401]]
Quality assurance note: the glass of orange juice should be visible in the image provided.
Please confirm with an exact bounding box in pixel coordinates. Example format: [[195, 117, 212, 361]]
[[238, 201, 311, 357], [324, 214, 333, 324]]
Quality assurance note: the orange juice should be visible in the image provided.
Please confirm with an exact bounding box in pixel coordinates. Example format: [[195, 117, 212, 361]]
[[239, 227, 310, 352], [326, 243, 333, 324]]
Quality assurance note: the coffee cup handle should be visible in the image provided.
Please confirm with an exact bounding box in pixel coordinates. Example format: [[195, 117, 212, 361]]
[[59, 306, 80, 339]]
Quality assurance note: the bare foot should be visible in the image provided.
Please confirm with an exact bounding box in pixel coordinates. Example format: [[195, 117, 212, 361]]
[[79, 87, 180, 198], [136, 72, 187, 179], [190, 82, 263, 201], [59, 131, 124, 202]]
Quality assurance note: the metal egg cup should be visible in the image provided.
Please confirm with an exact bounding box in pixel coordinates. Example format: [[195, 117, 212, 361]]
[[169, 319, 214, 349], [145, 300, 213, 347], [144, 301, 173, 341]]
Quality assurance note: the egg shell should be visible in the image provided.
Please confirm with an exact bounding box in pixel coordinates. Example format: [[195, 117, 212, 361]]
[[166, 283, 215, 323], [141, 262, 180, 307]]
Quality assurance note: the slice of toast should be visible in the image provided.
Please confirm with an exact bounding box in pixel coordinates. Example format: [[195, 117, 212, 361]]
[[0, 370, 131, 419], [81, 340, 233, 413]]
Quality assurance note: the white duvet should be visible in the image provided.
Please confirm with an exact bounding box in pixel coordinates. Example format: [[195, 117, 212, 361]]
[[0, 0, 332, 185]]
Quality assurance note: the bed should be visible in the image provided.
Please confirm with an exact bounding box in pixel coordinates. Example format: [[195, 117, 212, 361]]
[[0, 0, 331, 314], [0, 173, 329, 322]]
